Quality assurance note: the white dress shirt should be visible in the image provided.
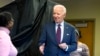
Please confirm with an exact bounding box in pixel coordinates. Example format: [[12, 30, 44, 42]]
[[55, 21, 68, 51]]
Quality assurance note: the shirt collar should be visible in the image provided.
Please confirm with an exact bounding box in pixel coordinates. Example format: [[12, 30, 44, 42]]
[[0, 27, 10, 34], [56, 21, 64, 26]]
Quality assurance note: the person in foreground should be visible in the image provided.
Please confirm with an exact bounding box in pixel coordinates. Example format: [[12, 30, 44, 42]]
[[70, 29, 90, 56], [0, 11, 18, 56], [39, 4, 77, 56]]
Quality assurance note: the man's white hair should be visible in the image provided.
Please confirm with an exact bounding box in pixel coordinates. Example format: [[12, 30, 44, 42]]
[[53, 4, 67, 14]]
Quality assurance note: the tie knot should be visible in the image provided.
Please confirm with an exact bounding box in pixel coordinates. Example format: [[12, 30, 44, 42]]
[[58, 24, 61, 26]]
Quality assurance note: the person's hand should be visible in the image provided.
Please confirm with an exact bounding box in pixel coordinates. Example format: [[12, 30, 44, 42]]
[[39, 43, 45, 54], [59, 43, 68, 50]]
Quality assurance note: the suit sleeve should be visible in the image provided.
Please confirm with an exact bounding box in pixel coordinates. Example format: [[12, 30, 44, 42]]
[[67, 28, 77, 52], [38, 25, 47, 46]]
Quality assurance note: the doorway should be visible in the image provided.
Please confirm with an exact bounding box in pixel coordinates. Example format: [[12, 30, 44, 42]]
[[65, 19, 95, 56]]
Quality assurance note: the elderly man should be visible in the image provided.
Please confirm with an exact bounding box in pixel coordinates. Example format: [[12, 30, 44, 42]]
[[39, 4, 77, 56]]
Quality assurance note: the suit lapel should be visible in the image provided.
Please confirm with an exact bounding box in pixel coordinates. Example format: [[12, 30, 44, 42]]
[[62, 22, 68, 43]]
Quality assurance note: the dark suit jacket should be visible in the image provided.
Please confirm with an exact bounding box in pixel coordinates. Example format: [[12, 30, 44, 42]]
[[39, 21, 77, 56]]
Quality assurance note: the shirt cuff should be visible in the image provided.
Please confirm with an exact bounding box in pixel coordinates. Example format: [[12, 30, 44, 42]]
[[65, 45, 68, 51]]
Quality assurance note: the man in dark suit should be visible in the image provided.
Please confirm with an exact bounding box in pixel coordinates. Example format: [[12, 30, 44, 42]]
[[38, 4, 77, 56]]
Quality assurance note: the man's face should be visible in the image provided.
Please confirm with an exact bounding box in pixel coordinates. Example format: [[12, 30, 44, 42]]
[[53, 7, 66, 23]]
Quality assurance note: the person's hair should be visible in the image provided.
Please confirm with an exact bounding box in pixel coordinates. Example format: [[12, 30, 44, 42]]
[[53, 4, 67, 14], [0, 11, 13, 27], [75, 29, 82, 39]]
